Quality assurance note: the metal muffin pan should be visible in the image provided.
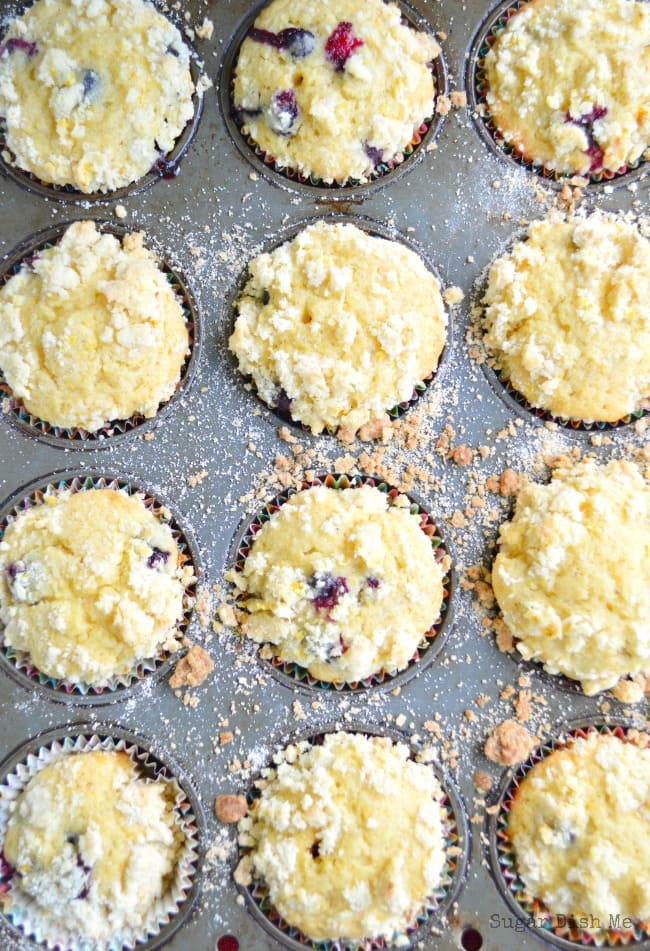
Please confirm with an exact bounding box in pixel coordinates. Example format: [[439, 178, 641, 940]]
[[0, 0, 648, 949]]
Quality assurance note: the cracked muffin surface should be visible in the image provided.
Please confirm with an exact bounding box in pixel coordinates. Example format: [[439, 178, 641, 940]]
[[0, 488, 191, 684], [230, 484, 446, 683], [229, 220, 447, 438], [0, 0, 194, 192], [484, 0, 650, 175], [233, 0, 440, 183], [0, 220, 189, 432]]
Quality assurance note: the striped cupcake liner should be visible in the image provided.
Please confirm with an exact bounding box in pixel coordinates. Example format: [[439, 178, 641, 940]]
[[0, 724, 204, 951], [466, 0, 649, 190], [486, 718, 650, 949], [227, 213, 451, 438], [230, 471, 456, 694], [219, 0, 448, 198], [0, 221, 201, 448], [0, 1, 203, 203], [236, 723, 470, 950], [0, 469, 199, 704]]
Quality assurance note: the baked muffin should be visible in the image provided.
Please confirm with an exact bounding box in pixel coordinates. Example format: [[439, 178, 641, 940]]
[[483, 211, 650, 422], [229, 484, 446, 683], [229, 220, 447, 438], [492, 459, 650, 695], [2, 750, 184, 944], [507, 731, 650, 927], [0, 487, 191, 684], [232, 0, 440, 183], [235, 731, 447, 942], [0, 0, 195, 193], [0, 220, 190, 432], [483, 0, 650, 176]]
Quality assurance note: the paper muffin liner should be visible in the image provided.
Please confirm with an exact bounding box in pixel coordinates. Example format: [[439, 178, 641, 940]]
[[0, 221, 201, 448], [0, 2, 204, 204], [486, 718, 650, 949], [220, 0, 448, 198], [0, 469, 199, 704], [230, 471, 456, 694], [466, 0, 649, 190], [0, 724, 204, 951], [228, 213, 451, 439], [236, 723, 470, 951]]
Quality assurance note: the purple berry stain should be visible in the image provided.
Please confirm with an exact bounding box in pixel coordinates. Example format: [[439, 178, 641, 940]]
[[147, 547, 170, 569], [268, 89, 300, 136], [81, 69, 99, 100], [325, 22, 364, 71], [565, 105, 608, 173], [309, 572, 349, 619], [0, 38, 38, 58], [249, 26, 315, 59], [366, 576, 380, 589], [364, 142, 384, 167], [0, 851, 15, 883], [151, 143, 181, 179]]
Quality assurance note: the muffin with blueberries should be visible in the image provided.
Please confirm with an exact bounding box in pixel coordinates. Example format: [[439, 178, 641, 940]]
[[483, 0, 650, 176], [229, 483, 447, 684], [235, 731, 448, 943], [0, 0, 195, 192], [0, 487, 192, 685], [506, 730, 650, 930], [483, 210, 650, 423], [229, 220, 447, 439], [0, 220, 190, 433], [233, 0, 441, 183]]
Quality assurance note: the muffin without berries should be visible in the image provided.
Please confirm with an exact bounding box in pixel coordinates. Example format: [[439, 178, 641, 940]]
[[0, 220, 190, 433], [0, 0, 195, 192], [1, 750, 184, 944], [507, 731, 650, 929], [491, 459, 650, 696], [484, 0, 650, 176], [235, 731, 447, 943], [229, 483, 447, 684], [233, 0, 441, 183], [0, 488, 192, 685], [483, 211, 650, 423], [229, 220, 447, 439]]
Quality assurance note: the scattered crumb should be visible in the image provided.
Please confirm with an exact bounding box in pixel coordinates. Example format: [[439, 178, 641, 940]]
[[474, 770, 492, 793], [611, 679, 644, 704], [169, 645, 214, 689], [484, 720, 536, 765], [443, 285, 465, 305], [215, 794, 248, 823], [195, 16, 214, 39], [114, 203, 127, 219]]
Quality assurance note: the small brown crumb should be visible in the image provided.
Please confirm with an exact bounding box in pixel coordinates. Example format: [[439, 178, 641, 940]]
[[234, 855, 254, 886], [435, 93, 451, 115], [474, 770, 492, 793], [337, 425, 356, 445], [443, 285, 465, 305], [169, 645, 214, 689], [451, 444, 474, 466], [484, 720, 536, 766], [215, 794, 248, 823], [494, 617, 514, 652], [464, 709, 477, 722], [220, 731, 234, 746], [498, 468, 521, 497], [514, 690, 532, 722], [611, 679, 644, 704], [187, 468, 208, 488], [358, 414, 391, 442], [449, 90, 467, 108]]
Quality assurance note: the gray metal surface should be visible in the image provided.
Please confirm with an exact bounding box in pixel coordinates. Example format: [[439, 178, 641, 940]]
[[0, 0, 648, 950]]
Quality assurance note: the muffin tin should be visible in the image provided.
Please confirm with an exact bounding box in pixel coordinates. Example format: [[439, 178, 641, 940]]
[[0, 0, 648, 949]]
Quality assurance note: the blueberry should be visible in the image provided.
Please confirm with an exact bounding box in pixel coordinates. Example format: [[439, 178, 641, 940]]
[[267, 89, 300, 136], [309, 572, 349, 617], [364, 142, 384, 167], [81, 69, 99, 101], [272, 387, 294, 422], [366, 576, 380, 589], [147, 547, 170, 569], [248, 26, 314, 59], [262, 289, 271, 305], [0, 38, 38, 58]]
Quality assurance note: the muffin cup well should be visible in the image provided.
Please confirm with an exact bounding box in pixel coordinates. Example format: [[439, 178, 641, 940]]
[[465, 0, 649, 191], [470, 230, 650, 435], [0, 468, 200, 704], [0, 723, 204, 951], [0, 221, 201, 448], [486, 718, 650, 950], [219, 0, 448, 199], [0, 1, 204, 204], [235, 722, 470, 950], [226, 212, 452, 438], [229, 471, 456, 693]]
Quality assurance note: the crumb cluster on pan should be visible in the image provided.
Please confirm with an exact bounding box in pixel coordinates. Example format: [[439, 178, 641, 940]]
[[0, 220, 190, 433], [0, 487, 193, 686], [483, 211, 650, 424], [491, 459, 650, 696], [505, 729, 650, 933], [0, 0, 195, 193], [0, 745, 193, 946], [228, 482, 448, 685], [235, 731, 448, 944], [482, 0, 650, 177], [229, 220, 447, 439], [232, 0, 441, 184]]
